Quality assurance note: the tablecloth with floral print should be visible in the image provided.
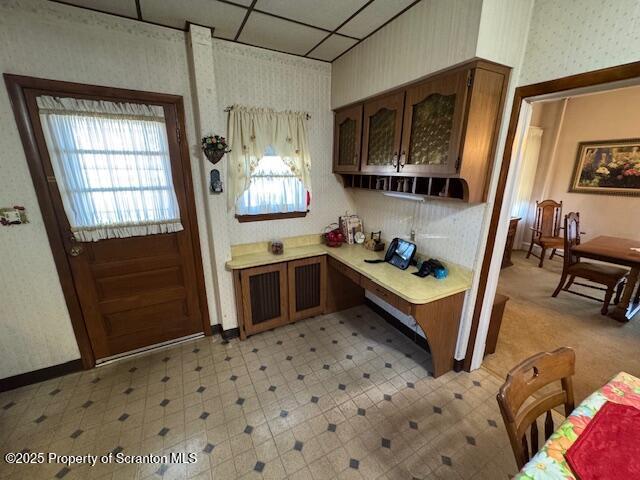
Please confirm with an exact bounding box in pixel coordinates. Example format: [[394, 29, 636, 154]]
[[516, 371, 640, 479]]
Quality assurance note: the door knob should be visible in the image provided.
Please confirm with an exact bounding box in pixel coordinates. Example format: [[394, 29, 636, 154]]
[[69, 244, 84, 257]]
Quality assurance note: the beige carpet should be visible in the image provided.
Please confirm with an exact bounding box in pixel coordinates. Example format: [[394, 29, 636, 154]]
[[483, 250, 640, 403]]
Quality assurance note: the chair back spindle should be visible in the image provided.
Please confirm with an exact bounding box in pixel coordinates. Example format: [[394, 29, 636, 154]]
[[497, 347, 576, 470]]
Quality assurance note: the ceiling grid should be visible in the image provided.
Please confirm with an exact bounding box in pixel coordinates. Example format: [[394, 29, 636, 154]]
[[49, 0, 423, 62]]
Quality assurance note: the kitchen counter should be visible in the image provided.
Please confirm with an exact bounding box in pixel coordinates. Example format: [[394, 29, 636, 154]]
[[226, 235, 472, 305]]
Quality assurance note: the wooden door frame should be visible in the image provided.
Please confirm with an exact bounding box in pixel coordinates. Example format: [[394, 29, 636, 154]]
[[4, 74, 212, 369], [463, 60, 640, 371]]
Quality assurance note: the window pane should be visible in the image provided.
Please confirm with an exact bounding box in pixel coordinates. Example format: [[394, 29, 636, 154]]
[[39, 97, 183, 241], [236, 155, 306, 216]]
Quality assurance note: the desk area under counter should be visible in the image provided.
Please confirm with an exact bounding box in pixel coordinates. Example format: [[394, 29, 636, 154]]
[[226, 235, 472, 377]]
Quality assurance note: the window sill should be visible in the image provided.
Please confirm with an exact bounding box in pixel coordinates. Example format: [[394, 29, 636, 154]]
[[235, 211, 309, 223]]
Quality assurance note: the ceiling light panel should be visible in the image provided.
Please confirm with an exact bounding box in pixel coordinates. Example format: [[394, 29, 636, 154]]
[[338, 0, 415, 38], [255, 0, 369, 31], [239, 11, 327, 55], [308, 35, 358, 61], [60, 0, 138, 18], [140, 0, 246, 38]]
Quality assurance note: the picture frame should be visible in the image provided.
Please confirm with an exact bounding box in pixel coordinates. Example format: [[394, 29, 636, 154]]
[[569, 138, 640, 196]]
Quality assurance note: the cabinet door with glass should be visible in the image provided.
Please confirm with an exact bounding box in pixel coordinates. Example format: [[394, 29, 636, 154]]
[[361, 91, 405, 174], [400, 70, 469, 175], [333, 104, 363, 173]]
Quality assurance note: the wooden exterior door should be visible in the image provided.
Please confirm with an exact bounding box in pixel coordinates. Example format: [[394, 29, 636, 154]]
[[6, 75, 210, 364], [401, 70, 469, 175], [288, 256, 326, 321], [333, 104, 363, 173], [241, 263, 289, 336], [361, 91, 405, 174]]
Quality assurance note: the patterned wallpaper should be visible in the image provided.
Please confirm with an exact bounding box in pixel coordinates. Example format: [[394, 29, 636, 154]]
[[212, 40, 354, 245], [0, 0, 218, 378], [519, 0, 640, 86], [352, 191, 486, 269]]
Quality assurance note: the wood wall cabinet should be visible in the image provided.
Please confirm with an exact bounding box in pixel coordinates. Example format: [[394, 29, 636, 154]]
[[401, 70, 468, 175], [332, 59, 510, 203], [239, 263, 288, 337], [288, 256, 326, 321], [361, 91, 405, 174], [333, 104, 363, 173]]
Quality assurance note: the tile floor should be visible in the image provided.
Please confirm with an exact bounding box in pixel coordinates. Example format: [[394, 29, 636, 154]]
[[0, 306, 520, 479]]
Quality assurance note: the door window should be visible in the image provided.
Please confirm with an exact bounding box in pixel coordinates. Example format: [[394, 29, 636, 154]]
[[38, 95, 182, 242]]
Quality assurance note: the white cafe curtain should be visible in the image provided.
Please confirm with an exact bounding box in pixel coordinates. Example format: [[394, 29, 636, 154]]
[[227, 105, 312, 210], [37, 95, 183, 242]]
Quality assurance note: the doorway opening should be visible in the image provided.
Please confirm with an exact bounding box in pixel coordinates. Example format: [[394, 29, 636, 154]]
[[465, 61, 640, 400]]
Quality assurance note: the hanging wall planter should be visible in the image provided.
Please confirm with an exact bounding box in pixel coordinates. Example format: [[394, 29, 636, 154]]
[[201, 134, 230, 165]]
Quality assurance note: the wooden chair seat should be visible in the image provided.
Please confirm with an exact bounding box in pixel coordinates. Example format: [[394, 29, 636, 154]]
[[527, 199, 563, 268], [553, 212, 627, 315], [566, 262, 628, 285], [539, 236, 563, 247]]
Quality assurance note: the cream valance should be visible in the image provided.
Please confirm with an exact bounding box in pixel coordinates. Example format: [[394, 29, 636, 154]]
[[227, 105, 312, 209]]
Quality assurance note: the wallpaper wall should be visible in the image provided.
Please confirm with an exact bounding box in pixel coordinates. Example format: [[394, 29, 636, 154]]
[[212, 40, 354, 245], [519, 0, 640, 85], [0, 0, 216, 378]]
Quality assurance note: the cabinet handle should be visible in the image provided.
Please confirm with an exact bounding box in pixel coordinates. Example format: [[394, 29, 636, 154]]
[[392, 152, 398, 167], [399, 151, 406, 169]]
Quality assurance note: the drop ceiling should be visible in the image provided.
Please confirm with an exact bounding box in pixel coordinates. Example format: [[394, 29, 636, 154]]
[[50, 0, 422, 62]]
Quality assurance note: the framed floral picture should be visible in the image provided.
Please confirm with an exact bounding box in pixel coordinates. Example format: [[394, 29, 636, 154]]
[[569, 139, 640, 196]]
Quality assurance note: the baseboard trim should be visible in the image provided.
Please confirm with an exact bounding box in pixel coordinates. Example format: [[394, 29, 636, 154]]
[[211, 324, 240, 341], [0, 359, 83, 393], [221, 327, 240, 341], [364, 298, 430, 353], [453, 359, 464, 372]]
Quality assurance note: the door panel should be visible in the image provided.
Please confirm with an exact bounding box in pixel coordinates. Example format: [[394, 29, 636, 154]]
[[23, 89, 206, 360], [401, 70, 469, 175], [288, 256, 326, 321], [333, 104, 363, 173], [361, 91, 405, 174], [241, 263, 289, 336]]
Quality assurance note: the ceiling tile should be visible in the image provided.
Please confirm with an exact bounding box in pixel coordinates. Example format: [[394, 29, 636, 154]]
[[308, 35, 357, 62], [255, 0, 369, 31], [60, 0, 138, 18], [239, 11, 327, 56], [140, 0, 246, 38], [338, 0, 415, 39]]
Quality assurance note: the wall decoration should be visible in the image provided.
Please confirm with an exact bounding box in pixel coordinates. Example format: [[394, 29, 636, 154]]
[[569, 139, 640, 196], [210, 169, 223, 194], [201, 134, 230, 164], [0, 206, 28, 225]]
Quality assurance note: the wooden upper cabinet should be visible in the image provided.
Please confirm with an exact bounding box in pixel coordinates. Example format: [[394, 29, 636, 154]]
[[333, 104, 363, 173], [361, 91, 405, 174], [400, 69, 469, 175]]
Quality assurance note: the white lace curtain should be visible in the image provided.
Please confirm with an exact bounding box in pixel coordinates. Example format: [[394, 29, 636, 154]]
[[37, 96, 183, 242], [227, 105, 312, 209]]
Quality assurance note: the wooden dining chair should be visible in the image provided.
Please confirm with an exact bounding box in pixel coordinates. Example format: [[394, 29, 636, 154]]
[[526, 199, 563, 268], [497, 347, 576, 470], [552, 212, 627, 314]]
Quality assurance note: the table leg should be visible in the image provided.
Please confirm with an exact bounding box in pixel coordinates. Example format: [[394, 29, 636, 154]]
[[411, 292, 464, 378], [610, 267, 640, 322]]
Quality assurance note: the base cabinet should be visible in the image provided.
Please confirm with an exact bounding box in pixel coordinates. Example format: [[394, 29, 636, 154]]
[[239, 263, 289, 337], [288, 256, 326, 321], [235, 256, 326, 338]]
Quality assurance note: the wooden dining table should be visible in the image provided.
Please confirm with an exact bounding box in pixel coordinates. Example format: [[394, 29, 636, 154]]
[[572, 235, 640, 322], [515, 371, 640, 479]]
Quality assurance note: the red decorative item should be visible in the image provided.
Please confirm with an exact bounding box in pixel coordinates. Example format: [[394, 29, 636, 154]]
[[323, 223, 344, 248], [565, 401, 640, 480]]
